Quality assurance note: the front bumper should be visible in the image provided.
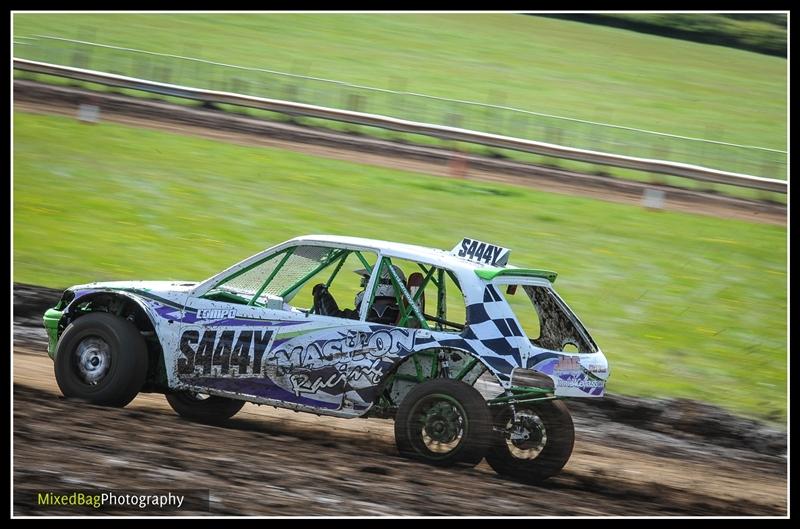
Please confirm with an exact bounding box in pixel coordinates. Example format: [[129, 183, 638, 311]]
[[42, 307, 64, 359]]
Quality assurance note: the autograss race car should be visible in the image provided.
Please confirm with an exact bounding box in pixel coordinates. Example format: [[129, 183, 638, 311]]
[[42, 235, 609, 482]]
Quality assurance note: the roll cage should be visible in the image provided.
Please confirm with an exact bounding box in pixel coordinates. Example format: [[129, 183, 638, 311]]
[[195, 242, 468, 333]]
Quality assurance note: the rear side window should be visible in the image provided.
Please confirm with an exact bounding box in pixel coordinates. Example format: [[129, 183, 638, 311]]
[[500, 284, 596, 354], [370, 257, 468, 333], [498, 284, 541, 340]]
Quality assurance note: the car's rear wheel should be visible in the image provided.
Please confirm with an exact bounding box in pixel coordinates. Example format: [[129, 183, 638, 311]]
[[165, 391, 245, 423], [485, 400, 575, 483], [54, 312, 148, 407], [394, 378, 492, 467]]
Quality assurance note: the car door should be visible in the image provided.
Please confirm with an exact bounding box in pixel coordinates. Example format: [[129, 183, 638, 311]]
[[259, 248, 385, 414], [176, 244, 382, 415], [175, 293, 282, 395]]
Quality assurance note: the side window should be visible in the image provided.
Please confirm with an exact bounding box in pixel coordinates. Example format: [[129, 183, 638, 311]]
[[204, 245, 378, 313], [528, 286, 594, 353], [440, 269, 467, 332], [295, 250, 378, 313], [500, 284, 594, 354], [367, 257, 467, 332], [499, 283, 541, 340], [359, 257, 411, 327]]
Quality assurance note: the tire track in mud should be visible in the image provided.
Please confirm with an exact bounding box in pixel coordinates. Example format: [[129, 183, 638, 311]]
[[11, 380, 784, 516]]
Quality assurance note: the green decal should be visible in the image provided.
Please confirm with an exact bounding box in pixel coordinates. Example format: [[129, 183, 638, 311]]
[[475, 267, 558, 283], [42, 307, 63, 358]]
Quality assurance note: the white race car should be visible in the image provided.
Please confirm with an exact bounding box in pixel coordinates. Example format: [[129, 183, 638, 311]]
[[43, 235, 609, 482]]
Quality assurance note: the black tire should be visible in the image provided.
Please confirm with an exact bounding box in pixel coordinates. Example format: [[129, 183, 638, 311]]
[[54, 312, 148, 407], [485, 400, 575, 483], [165, 391, 245, 423], [394, 378, 492, 467]]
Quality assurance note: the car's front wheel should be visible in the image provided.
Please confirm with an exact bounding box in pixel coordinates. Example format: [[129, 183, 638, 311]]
[[54, 312, 149, 407], [485, 400, 575, 482], [394, 378, 492, 467], [165, 391, 245, 423]]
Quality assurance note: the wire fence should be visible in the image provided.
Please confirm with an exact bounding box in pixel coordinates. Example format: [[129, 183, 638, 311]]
[[13, 34, 787, 182]]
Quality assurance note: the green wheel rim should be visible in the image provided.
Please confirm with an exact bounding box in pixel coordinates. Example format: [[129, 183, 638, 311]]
[[406, 393, 469, 460]]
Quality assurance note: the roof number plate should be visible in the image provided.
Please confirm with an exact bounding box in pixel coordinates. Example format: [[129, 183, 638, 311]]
[[451, 238, 510, 267]]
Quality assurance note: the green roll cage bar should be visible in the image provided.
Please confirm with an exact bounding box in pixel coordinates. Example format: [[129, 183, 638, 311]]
[[206, 245, 556, 407], [208, 245, 464, 332]]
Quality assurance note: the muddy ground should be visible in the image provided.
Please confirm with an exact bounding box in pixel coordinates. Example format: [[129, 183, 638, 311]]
[[12, 285, 787, 516]]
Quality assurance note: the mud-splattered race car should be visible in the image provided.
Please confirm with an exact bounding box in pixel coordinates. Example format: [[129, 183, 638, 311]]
[[43, 235, 609, 482]]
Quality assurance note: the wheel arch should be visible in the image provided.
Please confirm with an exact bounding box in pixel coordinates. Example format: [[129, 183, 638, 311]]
[[61, 290, 168, 391], [370, 345, 505, 414]]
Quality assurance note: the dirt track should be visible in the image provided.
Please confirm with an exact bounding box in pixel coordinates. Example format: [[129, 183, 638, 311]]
[[11, 285, 788, 516], [13, 339, 787, 516]]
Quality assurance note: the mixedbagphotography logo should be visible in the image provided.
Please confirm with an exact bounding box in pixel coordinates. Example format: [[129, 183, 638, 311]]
[[16, 489, 210, 513]]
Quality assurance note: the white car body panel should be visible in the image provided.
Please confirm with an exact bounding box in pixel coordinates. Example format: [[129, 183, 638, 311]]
[[55, 236, 609, 418]]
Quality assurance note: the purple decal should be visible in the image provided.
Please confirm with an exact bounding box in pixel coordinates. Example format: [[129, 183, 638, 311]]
[[531, 356, 604, 395], [270, 337, 294, 349], [205, 318, 308, 327], [155, 305, 180, 319], [187, 377, 339, 409], [531, 357, 559, 375]]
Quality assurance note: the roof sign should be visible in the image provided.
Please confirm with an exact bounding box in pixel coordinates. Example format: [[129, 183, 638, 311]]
[[451, 237, 510, 267]]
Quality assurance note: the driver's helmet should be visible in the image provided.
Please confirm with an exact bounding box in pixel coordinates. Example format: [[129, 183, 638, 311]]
[[353, 265, 406, 307]]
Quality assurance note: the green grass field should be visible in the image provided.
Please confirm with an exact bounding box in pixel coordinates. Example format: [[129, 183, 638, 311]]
[[13, 13, 786, 153], [13, 111, 787, 423]]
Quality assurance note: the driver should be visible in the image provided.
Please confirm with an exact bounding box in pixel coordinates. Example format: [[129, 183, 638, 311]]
[[312, 265, 406, 325]]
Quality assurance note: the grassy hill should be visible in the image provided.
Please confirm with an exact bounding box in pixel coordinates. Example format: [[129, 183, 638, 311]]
[[13, 13, 786, 153], [541, 13, 787, 57]]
